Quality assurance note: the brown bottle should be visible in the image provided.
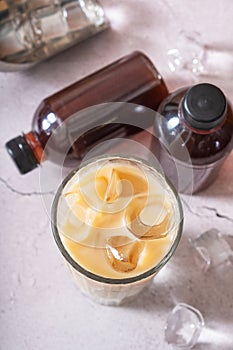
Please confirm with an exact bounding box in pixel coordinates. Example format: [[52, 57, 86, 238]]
[[154, 83, 233, 193], [6, 51, 168, 174]]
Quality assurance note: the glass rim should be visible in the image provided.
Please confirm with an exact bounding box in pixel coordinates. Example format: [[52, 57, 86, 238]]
[[51, 155, 183, 285]]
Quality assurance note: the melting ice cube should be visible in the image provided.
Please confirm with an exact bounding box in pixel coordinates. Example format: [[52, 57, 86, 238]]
[[104, 168, 121, 203], [106, 236, 145, 273], [167, 30, 205, 74], [189, 228, 233, 272], [125, 195, 171, 240], [95, 166, 134, 214], [165, 303, 205, 348]]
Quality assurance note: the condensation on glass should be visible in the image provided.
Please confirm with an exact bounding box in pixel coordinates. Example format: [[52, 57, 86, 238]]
[[0, 0, 108, 71]]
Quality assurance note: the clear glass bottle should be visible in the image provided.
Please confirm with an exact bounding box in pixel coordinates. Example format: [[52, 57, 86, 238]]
[[154, 83, 233, 194], [0, 0, 108, 71], [6, 51, 169, 174]]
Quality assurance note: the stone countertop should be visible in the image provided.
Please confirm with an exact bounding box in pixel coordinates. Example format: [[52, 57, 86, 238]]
[[0, 1, 233, 349]]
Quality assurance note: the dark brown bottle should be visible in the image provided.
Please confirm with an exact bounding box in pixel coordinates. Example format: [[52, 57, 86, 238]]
[[153, 83, 233, 194], [6, 51, 168, 174]]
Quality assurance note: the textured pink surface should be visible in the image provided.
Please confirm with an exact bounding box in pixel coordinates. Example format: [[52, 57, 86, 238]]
[[0, 1, 233, 349]]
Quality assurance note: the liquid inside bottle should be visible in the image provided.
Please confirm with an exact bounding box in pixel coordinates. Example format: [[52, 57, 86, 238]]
[[6, 51, 169, 174], [153, 83, 233, 194]]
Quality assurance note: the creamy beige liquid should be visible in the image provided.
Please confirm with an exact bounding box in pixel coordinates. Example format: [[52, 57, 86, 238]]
[[57, 157, 178, 279]]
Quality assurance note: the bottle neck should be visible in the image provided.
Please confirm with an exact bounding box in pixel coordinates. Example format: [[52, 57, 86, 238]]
[[24, 132, 44, 164]]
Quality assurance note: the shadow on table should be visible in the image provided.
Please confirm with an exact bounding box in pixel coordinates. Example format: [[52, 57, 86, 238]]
[[123, 232, 233, 348]]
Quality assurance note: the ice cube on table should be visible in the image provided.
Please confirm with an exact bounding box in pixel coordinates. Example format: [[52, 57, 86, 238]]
[[165, 303, 205, 349], [167, 31, 205, 74], [167, 30, 233, 80], [189, 229, 233, 272]]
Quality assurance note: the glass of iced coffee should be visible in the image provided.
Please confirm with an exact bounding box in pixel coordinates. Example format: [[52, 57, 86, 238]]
[[51, 155, 183, 305]]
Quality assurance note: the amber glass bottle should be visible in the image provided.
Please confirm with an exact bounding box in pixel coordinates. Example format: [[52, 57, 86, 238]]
[[6, 51, 168, 174], [154, 83, 233, 193]]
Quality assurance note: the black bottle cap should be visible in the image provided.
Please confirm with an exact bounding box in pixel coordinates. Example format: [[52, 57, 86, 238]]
[[5, 135, 38, 174], [181, 83, 227, 130]]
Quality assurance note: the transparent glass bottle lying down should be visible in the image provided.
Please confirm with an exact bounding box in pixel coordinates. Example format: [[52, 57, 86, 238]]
[[0, 0, 108, 71]]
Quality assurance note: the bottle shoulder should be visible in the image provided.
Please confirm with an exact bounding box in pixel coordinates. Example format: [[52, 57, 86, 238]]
[[155, 90, 233, 163]]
